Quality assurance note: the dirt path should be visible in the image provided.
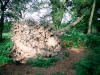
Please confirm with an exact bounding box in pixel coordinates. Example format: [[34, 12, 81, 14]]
[[3, 48, 84, 75]]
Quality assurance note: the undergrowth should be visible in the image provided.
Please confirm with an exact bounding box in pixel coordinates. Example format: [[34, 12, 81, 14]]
[[27, 54, 59, 68], [75, 34, 100, 75], [0, 38, 13, 65], [61, 31, 100, 75], [61, 31, 88, 48]]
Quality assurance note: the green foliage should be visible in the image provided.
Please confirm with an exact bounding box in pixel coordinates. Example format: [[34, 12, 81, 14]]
[[76, 34, 100, 75], [62, 50, 70, 59], [65, 50, 70, 57], [85, 35, 100, 49], [51, 72, 66, 75], [59, 23, 67, 29], [35, 72, 42, 75], [0, 38, 13, 65], [27, 54, 59, 68], [3, 22, 12, 33], [74, 0, 92, 5], [0, 56, 11, 65], [76, 53, 100, 75], [3, 0, 32, 20], [74, 0, 85, 4], [61, 32, 100, 75], [50, 0, 65, 29], [94, 65, 100, 75], [3, 33, 13, 38], [0, 66, 5, 75], [92, 21, 100, 35], [75, 19, 88, 33], [61, 31, 88, 48]]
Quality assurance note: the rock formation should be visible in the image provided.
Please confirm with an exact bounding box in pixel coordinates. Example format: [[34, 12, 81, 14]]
[[11, 20, 62, 63]]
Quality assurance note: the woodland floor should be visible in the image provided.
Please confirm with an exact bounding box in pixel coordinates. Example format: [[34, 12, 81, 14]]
[[1, 48, 85, 75]]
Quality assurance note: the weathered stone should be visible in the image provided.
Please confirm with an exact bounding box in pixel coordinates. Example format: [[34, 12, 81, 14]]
[[11, 20, 62, 63]]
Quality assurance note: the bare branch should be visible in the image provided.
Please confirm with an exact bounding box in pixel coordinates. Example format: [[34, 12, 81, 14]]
[[4, 0, 9, 7], [53, 15, 85, 36]]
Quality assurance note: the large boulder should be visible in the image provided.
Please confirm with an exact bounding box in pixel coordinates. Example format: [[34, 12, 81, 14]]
[[11, 20, 62, 63]]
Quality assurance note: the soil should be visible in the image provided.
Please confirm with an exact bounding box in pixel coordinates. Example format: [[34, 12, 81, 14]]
[[1, 48, 85, 75]]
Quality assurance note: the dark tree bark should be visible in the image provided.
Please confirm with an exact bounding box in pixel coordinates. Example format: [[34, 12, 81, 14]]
[[0, 0, 9, 41], [0, 5, 4, 41]]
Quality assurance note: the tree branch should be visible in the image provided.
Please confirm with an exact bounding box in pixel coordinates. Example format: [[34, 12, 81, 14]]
[[4, 0, 9, 8], [53, 15, 85, 36], [0, 0, 9, 10]]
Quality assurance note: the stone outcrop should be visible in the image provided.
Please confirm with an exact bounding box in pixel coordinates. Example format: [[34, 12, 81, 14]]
[[11, 20, 62, 63]]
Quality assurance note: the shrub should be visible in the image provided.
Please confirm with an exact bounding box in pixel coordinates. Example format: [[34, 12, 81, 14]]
[[61, 31, 88, 48], [85, 35, 100, 49], [3, 22, 12, 33], [76, 34, 100, 75], [76, 53, 100, 75], [0, 38, 13, 65], [27, 54, 59, 68]]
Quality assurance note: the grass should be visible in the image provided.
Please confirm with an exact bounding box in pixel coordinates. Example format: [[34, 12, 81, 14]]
[[2, 33, 13, 38]]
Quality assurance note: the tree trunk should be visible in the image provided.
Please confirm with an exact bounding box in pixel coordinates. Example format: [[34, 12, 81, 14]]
[[0, 6, 4, 41], [0, 0, 9, 41], [87, 0, 96, 35]]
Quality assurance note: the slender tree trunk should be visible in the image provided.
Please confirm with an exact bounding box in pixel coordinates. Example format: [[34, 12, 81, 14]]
[[0, 6, 4, 41], [0, 0, 9, 41], [87, 0, 96, 35]]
